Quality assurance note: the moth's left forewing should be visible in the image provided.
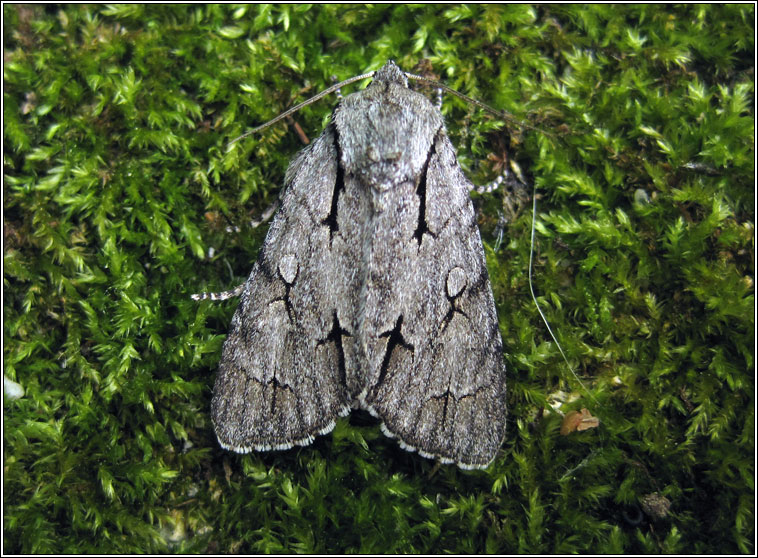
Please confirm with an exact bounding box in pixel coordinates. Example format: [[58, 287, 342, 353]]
[[433, 137, 508, 468], [354, 79, 507, 469]]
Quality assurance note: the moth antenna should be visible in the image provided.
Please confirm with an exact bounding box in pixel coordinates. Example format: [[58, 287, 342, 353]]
[[404, 72, 549, 136], [527, 187, 599, 404], [229, 71, 376, 146]]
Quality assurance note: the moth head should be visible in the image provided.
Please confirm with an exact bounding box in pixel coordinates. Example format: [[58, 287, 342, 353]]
[[370, 60, 408, 89]]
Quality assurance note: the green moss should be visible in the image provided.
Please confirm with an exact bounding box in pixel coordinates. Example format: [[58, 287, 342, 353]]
[[4, 4, 753, 553]]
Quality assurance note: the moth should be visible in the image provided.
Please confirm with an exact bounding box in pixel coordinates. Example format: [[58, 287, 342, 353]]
[[208, 61, 507, 469]]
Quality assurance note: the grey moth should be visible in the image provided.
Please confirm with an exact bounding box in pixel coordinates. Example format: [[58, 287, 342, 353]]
[[210, 61, 507, 469]]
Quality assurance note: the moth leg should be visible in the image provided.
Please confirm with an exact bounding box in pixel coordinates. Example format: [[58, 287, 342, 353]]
[[192, 197, 282, 301], [330, 75, 345, 101], [474, 172, 505, 195], [223, 200, 280, 233], [191, 283, 245, 302], [473, 162, 532, 251]]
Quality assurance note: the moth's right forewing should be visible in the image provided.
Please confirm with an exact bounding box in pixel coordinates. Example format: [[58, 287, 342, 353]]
[[211, 126, 353, 453]]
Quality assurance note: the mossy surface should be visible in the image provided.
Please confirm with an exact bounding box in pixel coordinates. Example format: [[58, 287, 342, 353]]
[[4, 4, 753, 553]]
